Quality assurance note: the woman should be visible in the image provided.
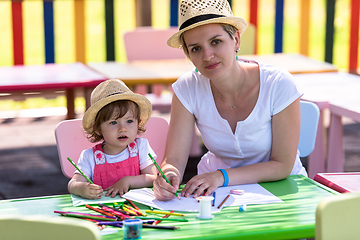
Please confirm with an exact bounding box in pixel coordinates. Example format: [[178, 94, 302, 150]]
[[153, 0, 307, 201]]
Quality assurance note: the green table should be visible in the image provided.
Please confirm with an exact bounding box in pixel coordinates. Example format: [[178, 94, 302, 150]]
[[0, 175, 337, 240]]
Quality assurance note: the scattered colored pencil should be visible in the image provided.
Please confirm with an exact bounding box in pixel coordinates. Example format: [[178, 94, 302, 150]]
[[135, 216, 188, 222], [145, 210, 186, 217], [54, 211, 117, 220], [59, 212, 117, 221], [67, 157, 93, 184], [212, 192, 216, 207], [85, 204, 115, 217], [126, 198, 140, 211], [153, 210, 174, 225], [217, 194, 230, 209], [148, 153, 180, 200], [142, 225, 179, 230]]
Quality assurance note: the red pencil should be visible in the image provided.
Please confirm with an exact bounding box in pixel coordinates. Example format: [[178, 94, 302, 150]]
[[152, 210, 174, 225], [85, 204, 115, 217], [126, 198, 140, 211]]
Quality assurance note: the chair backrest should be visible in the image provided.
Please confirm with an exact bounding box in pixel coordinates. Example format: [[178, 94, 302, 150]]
[[124, 27, 186, 61], [55, 116, 169, 178], [238, 23, 256, 56], [315, 192, 360, 240], [0, 215, 101, 240], [299, 100, 320, 157]]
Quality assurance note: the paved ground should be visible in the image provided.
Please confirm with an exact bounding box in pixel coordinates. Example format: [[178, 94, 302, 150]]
[[0, 109, 359, 200]]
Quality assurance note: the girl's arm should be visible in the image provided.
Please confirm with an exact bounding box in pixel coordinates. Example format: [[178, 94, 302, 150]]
[[105, 164, 157, 198], [181, 98, 301, 198], [68, 173, 103, 199], [153, 94, 196, 201]]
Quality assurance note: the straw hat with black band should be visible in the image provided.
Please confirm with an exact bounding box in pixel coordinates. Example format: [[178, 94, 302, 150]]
[[82, 79, 152, 133], [167, 0, 248, 49]]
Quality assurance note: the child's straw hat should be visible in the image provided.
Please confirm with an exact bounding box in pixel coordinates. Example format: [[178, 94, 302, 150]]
[[82, 79, 151, 132], [167, 0, 247, 49]]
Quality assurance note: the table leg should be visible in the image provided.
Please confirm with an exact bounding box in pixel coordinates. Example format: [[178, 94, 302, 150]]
[[65, 88, 75, 119], [84, 87, 93, 110], [327, 113, 344, 172], [308, 108, 326, 178]]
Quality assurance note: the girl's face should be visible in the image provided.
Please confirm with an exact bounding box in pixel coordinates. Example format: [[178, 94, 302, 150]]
[[100, 109, 139, 155], [183, 23, 240, 80]]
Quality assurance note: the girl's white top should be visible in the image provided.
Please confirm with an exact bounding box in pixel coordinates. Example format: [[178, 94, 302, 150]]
[[76, 137, 156, 180]]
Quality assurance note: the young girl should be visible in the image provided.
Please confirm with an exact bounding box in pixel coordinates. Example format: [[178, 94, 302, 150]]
[[68, 79, 157, 199]]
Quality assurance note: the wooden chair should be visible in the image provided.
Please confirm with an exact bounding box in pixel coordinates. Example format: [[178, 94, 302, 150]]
[[316, 192, 360, 240], [299, 100, 320, 157], [55, 116, 168, 178], [0, 215, 101, 240]]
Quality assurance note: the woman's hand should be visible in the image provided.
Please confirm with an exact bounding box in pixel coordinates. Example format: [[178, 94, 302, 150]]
[[153, 173, 180, 201], [181, 170, 224, 198]]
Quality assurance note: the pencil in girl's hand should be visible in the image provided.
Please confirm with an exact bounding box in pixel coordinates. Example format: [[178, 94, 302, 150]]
[[67, 157, 93, 184], [148, 153, 180, 200]]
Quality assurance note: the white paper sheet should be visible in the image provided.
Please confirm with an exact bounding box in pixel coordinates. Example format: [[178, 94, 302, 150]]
[[71, 192, 125, 207], [122, 183, 283, 212]]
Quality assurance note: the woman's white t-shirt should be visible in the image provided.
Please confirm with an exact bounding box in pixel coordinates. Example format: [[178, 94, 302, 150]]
[[172, 62, 307, 176], [76, 137, 156, 181]]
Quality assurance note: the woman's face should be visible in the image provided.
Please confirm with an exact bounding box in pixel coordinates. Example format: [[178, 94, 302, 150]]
[[183, 23, 240, 80]]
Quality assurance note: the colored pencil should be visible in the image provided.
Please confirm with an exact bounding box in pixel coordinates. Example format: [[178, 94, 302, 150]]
[[142, 225, 179, 230], [217, 194, 230, 209], [212, 192, 216, 207], [126, 198, 140, 211], [145, 210, 186, 217], [85, 204, 115, 217], [60, 212, 117, 221], [67, 157, 93, 184], [54, 211, 117, 220], [153, 210, 174, 225], [148, 153, 180, 200], [135, 216, 188, 222]]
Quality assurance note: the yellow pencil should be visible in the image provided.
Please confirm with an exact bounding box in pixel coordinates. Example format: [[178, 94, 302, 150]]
[[145, 210, 186, 217]]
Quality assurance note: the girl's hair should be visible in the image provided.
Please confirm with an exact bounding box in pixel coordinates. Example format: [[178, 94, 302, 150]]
[[87, 100, 145, 143], [180, 23, 238, 58]]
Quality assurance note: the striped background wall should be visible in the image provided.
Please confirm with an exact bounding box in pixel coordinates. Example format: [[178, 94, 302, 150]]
[[0, 0, 359, 72]]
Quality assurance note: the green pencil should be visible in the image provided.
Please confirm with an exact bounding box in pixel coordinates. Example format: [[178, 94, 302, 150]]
[[135, 216, 188, 222], [148, 153, 180, 200], [67, 157, 94, 184]]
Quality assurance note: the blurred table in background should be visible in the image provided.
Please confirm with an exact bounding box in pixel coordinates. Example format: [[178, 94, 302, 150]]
[[0, 63, 107, 119], [293, 72, 360, 177]]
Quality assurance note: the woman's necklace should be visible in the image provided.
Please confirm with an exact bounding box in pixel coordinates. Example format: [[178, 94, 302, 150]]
[[216, 64, 246, 110]]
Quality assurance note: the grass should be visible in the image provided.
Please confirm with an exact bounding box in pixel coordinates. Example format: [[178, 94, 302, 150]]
[[0, 0, 355, 112]]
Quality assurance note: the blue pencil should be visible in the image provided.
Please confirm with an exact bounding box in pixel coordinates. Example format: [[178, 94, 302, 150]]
[[212, 192, 216, 206]]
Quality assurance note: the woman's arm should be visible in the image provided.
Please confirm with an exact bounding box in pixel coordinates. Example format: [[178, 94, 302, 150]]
[[153, 94, 196, 201], [182, 97, 301, 198]]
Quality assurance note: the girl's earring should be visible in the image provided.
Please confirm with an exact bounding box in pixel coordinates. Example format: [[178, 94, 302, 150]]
[[236, 48, 240, 61], [195, 68, 199, 72]]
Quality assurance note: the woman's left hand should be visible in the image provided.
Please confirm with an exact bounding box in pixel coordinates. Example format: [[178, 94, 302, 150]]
[[181, 170, 224, 198]]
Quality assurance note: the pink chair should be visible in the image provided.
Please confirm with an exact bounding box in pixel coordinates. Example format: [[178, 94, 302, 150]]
[[123, 27, 202, 157], [55, 116, 168, 178], [123, 27, 186, 98]]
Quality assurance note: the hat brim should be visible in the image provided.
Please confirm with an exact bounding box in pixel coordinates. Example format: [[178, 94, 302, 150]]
[[82, 93, 152, 133], [167, 16, 248, 49]]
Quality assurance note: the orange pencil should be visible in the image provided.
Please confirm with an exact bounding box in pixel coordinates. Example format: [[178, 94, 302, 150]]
[[217, 194, 230, 209]]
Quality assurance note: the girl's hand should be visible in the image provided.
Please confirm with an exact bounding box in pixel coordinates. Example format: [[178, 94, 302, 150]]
[[83, 183, 103, 199], [105, 177, 130, 198], [181, 170, 224, 198], [153, 173, 180, 201]]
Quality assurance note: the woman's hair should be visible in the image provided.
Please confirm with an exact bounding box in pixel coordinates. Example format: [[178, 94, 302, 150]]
[[86, 100, 145, 143], [180, 23, 238, 58]]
